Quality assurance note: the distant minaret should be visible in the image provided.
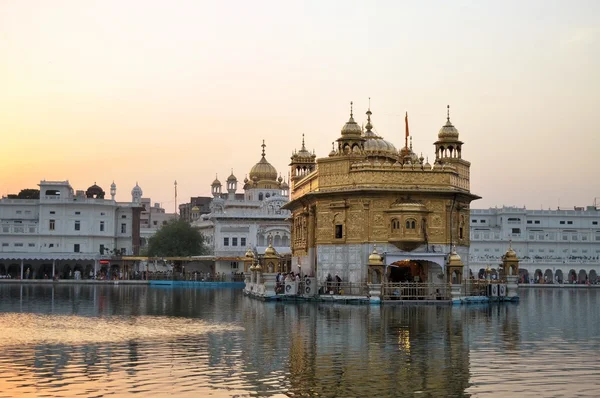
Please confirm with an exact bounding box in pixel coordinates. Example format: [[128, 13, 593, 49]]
[[174, 180, 178, 214]]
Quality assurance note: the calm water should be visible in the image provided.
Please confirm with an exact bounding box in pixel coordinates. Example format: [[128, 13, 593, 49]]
[[0, 285, 598, 397]]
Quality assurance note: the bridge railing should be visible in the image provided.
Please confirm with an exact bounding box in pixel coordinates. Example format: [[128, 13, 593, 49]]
[[381, 282, 451, 300]]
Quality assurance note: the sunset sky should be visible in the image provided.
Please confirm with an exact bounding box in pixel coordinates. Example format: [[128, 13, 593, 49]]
[[1, 0, 598, 211]]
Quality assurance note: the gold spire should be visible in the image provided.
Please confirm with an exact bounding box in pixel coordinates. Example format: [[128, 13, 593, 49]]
[[261, 140, 266, 157]]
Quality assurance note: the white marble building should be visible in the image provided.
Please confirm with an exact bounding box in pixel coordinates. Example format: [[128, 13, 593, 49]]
[[469, 205, 600, 283], [0, 180, 143, 279], [193, 141, 291, 275]]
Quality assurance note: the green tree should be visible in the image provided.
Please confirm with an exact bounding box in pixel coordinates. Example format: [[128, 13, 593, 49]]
[[7, 189, 40, 199], [146, 219, 207, 257]]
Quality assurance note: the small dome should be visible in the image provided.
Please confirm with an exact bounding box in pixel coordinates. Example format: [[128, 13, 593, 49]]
[[191, 206, 200, 213], [438, 106, 459, 140], [131, 183, 142, 197], [505, 247, 518, 259], [227, 171, 237, 182], [110, 181, 116, 189], [211, 175, 221, 186], [341, 102, 362, 136], [281, 180, 289, 189], [368, 246, 383, 265], [245, 247, 255, 259], [278, 175, 283, 183], [265, 242, 277, 256]]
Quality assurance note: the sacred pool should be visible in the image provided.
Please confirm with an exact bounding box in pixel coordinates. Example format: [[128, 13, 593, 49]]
[[0, 284, 597, 397]]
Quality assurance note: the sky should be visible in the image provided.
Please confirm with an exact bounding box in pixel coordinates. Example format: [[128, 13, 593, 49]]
[[1, 0, 598, 211]]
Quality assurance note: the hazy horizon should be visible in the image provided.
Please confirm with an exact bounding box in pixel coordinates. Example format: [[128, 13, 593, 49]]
[[1, 0, 598, 211]]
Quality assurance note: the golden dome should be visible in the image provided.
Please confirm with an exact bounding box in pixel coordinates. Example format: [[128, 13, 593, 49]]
[[211, 175, 221, 186], [448, 246, 464, 267], [227, 171, 237, 182], [191, 206, 200, 213], [368, 246, 383, 265], [245, 247, 255, 259], [438, 105, 460, 140], [341, 102, 362, 136], [505, 247, 517, 259], [363, 108, 397, 157], [264, 242, 277, 256], [249, 141, 278, 182]]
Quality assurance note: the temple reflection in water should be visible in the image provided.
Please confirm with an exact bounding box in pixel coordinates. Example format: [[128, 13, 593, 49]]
[[0, 285, 529, 396]]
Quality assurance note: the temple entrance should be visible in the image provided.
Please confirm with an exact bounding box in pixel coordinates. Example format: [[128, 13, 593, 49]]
[[387, 260, 443, 283], [389, 260, 422, 282]]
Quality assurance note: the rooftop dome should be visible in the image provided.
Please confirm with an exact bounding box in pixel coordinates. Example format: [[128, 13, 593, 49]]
[[341, 102, 362, 136], [211, 175, 221, 186], [293, 134, 315, 159], [249, 141, 278, 182], [438, 105, 460, 140], [131, 183, 142, 197], [227, 171, 237, 182], [363, 107, 398, 157], [86, 183, 105, 198], [191, 206, 200, 213]]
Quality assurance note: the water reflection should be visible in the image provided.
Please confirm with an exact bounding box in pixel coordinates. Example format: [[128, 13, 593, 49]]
[[0, 285, 598, 397]]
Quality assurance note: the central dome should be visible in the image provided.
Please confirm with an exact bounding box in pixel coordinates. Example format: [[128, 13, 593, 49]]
[[249, 141, 278, 182], [362, 108, 398, 158]]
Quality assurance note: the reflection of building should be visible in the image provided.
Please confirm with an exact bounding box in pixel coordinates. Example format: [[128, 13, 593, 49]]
[[139, 198, 178, 249], [193, 142, 291, 274], [469, 205, 600, 283], [0, 180, 142, 278], [284, 103, 479, 283]]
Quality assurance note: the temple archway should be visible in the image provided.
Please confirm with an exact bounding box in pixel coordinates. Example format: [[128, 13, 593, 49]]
[[568, 269, 577, 283], [578, 269, 587, 284], [555, 269, 564, 284], [543, 269, 553, 284], [519, 269, 529, 283], [478, 268, 486, 279], [387, 260, 442, 283], [534, 269, 543, 283], [589, 270, 598, 284]]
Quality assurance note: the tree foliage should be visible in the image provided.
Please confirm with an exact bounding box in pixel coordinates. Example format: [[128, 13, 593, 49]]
[[7, 189, 40, 199], [146, 219, 207, 257]]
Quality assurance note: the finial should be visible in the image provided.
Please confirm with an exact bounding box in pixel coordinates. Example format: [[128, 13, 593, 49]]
[[231, 168, 233, 175], [261, 140, 266, 157], [410, 136, 413, 150], [368, 97, 371, 109], [509, 239, 512, 249], [301, 133, 306, 150], [447, 105, 450, 122], [350, 101, 353, 118]]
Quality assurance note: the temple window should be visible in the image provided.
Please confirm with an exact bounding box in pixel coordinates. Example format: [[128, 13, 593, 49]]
[[335, 224, 343, 239], [391, 219, 400, 231], [258, 193, 263, 201], [406, 219, 417, 230]]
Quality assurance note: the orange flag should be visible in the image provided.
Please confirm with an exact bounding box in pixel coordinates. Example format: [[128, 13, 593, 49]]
[[405, 112, 409, 148]]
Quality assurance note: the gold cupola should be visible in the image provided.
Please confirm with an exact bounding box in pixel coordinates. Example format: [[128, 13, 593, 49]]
[[249, 140, 279, 183], [434, 105, 464, 162], [337, 101, 366, 155], [362, 105, 398, 161]]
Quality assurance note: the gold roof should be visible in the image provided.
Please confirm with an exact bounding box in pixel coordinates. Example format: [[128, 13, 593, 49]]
[[363, 108, 397, 157], [368, 246, 383, 265], [249, 140, 278, 182], [211, 174, 221, 186], [438, 106, 460, 140], [341, 102, 362, 137]]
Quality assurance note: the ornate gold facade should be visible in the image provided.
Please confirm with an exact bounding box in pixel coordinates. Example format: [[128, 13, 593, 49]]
[[283, 103, 480, 282]]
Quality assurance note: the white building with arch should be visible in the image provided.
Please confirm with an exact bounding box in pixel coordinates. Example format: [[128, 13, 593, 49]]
[[469, 205, 600, 284], [193, 141, 291, 275]]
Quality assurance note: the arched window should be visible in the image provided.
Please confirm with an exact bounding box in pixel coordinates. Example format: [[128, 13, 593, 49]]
[[266, 193, 271, 198], [258, 193, 263, 201], [391, 219, 400, 231], [406, 219, 417, 230]]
